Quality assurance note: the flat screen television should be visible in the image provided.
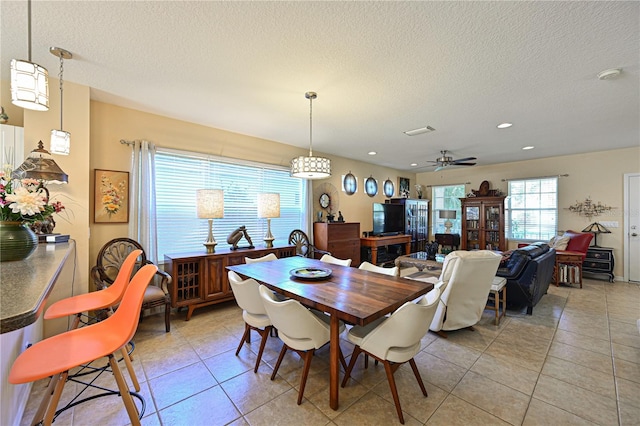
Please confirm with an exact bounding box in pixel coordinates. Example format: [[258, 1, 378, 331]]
[[372, 203, 405, 236]]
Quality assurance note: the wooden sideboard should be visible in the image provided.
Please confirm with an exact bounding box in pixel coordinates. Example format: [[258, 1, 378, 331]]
[[164, 244, 295, 320], [313, 222, 361, 266], [360, 234, 412, 265]]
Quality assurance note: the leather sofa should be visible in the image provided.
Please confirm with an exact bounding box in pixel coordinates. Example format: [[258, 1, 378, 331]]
[[496, 242, 556, 315]]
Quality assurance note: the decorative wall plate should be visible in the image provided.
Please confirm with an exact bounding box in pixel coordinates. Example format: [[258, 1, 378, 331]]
[[365, 176, 378, 197], [343, 172, 357, 195], [383, 178, 394, 198]]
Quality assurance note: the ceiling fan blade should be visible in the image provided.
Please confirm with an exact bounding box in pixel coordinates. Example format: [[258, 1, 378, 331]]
[[434, 166, 447, 172], [452, 157, 477, 163], [452, 162, 476, 166]]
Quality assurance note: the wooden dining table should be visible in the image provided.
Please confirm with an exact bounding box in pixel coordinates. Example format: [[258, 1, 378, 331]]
[[227, 256, 434, 410]]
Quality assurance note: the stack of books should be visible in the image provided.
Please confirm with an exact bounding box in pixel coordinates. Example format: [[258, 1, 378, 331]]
[[37, 234, 70, 244]]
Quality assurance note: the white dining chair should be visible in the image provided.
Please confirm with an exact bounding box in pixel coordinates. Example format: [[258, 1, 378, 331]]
[[358, 261, 399, 276], [228, 271, 273, 373], [245, 253, 278, 264], [258, 285, 346, 405], [319, 254, 352, 267], [341, 287, 441, 424]]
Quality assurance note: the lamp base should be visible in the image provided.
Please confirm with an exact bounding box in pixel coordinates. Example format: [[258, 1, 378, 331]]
[[263, 237, 275, 248], [203, 241, 217, 253], [444, 219, 453, 234]]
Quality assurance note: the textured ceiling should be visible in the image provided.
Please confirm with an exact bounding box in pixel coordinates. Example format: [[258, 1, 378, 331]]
[[1, 1, 638, 171]]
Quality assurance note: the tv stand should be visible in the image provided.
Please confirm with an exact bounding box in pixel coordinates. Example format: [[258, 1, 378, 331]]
[[360, 235, 411, 265]]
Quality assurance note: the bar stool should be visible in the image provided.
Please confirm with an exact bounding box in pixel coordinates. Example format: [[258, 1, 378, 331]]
[[44, 249, 142, 392], [9, 264, 158, 426]]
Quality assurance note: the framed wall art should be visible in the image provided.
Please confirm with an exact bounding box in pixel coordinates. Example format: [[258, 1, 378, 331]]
[[94, 169, 129, 223], [398, 177, 410, 197]]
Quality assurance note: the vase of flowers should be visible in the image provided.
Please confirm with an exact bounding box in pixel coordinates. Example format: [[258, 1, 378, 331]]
[[0, 172, 65, 262]]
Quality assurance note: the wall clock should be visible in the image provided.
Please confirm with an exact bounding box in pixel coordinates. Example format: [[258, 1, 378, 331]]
[[319, 193, 330, 209], [315, 182, 339, 212]]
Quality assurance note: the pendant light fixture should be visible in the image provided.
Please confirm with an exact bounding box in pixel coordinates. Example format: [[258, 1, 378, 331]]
[[49, 47, 72, 155], [290, 91, 331, 179], [10, 0, 49, 111]]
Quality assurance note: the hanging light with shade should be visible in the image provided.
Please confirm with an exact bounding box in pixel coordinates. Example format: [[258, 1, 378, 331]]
[[49, 47, 72, 155], [10, 0, 49, 111], [290, 92, 331, 179]]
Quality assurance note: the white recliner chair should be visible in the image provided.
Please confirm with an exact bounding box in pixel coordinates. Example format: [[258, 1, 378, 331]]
[[429, 250, 502, 333]]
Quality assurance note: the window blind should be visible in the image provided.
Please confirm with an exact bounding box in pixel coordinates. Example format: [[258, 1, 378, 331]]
[[155, 148, 304, 258]]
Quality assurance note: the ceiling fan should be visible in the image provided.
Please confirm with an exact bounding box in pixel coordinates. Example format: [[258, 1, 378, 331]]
[[427, 150, 477, 171]]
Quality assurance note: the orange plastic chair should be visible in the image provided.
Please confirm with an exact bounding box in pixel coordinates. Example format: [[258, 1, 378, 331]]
[[9, 264, 157, 426], [44, 249, 142, 391]]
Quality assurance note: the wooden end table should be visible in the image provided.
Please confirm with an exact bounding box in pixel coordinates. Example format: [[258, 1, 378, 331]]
[[554, 250, 584, 288]]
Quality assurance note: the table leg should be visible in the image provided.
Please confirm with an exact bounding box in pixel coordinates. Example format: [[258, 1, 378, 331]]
[[371, 247, 378, 265], [329, 315, 340, 410]]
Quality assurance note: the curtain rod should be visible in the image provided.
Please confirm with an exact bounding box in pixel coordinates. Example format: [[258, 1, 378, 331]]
[[501, 174, 569, 182], [425, 182, 471, 188], [120, 139, 135, 146]]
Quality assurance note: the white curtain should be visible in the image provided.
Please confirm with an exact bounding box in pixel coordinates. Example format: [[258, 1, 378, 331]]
[[129, 140, 159, 263], [302, 179, 314, 240]]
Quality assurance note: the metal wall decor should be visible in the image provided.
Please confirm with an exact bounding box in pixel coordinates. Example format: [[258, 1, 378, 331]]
[[343, 171, 357, 195], [566, 197, 613, 220], [364, 175, 378, 197], [383, 178, 394, 198]]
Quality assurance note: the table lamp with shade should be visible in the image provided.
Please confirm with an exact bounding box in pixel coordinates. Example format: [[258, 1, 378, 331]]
[[439, 210, 457, 234], [258, 193, 280, 248], [582, 222, 611, 248], [196, 189, 224, 253]]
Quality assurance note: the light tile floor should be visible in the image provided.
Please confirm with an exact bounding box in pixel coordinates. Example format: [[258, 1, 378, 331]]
[[21, 277, 640, 425]]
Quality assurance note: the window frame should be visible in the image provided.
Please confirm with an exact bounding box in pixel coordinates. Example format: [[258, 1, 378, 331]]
[[506, 176, 558, 241], [431, 184, 466, 235]]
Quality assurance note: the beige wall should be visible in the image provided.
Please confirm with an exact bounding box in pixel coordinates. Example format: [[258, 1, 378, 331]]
[[89, 101, 416, 264], [416, 147, 640, 278], [1, 77, 90, 298], [4, 76, 638, 287]]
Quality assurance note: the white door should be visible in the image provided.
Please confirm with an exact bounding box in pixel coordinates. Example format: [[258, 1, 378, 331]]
[[625, 173, 640, 282]]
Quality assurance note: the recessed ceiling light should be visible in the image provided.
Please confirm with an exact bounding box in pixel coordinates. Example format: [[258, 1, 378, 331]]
[[404, 126, 435, 136], [368, 151, 377, 155], [522, 146, 534, 150], [497, 122, 513, 129], [597, 68, 622, 80], [410, 163, 418, 167]]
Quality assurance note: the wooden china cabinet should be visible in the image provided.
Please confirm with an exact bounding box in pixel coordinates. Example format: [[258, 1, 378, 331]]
[[460, 195, 506, 251]]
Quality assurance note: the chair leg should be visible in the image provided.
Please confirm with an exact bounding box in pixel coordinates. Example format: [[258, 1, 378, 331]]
[[341, 346, 362, 387], [297, 350, 315, 405], [383, 360, 405, 425], [42, 371, 67, 426], [271, 344, 288, 380], [235, 323, 251, 356], [109, 354, 141, 426], [254, 326, 272, 373], [30, 373, 61, 426], [121, 346, 141, 392], [409, 358, 428, 397], [164, 302, 171, 332]]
